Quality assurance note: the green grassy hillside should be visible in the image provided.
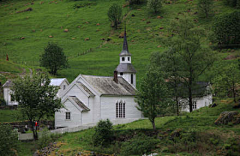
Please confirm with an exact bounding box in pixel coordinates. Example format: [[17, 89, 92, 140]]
[[0, 0, 239, 86]]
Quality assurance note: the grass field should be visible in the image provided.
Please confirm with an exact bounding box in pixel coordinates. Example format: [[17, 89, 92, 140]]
[[0, 0, 239, 87]]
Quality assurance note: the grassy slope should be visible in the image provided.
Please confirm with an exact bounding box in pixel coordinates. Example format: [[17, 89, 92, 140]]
[[0, 0, 239, 85]]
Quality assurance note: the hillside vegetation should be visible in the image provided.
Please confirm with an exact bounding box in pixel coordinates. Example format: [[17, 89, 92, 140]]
[[0, 0, 239, 87]]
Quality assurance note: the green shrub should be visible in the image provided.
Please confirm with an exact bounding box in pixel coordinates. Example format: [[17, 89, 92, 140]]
[[120, 133, 159, 155], [92, 119, 114, 147], [0, 124, 18, 156], [197, 0, 214, 18], [107, 3, 122, 29], [213, 11, 240, 47], [0, 98, 6, 106], [147, 0, 162, 13]]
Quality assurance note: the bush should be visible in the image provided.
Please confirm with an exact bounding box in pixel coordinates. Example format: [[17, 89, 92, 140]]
[[38, 128, 62, 148], [92, 119, 114, 147], [0, 124, 18, 156], [213, 11, 240, 47], [0, 98, 6, 106], [120, 133, 159, 155], [147, 0, 162, 13]]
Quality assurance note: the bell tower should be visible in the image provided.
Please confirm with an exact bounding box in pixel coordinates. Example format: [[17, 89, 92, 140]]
[[115, 29, 136, 88]]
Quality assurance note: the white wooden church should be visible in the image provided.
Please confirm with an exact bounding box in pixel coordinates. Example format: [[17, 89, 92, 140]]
[[54, 31, 142, 128]]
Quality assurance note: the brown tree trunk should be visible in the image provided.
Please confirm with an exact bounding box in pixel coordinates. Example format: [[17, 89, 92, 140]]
[[30, 121, 38, 140], [176, 96, 179, 116], [151, 119, 156, 131]]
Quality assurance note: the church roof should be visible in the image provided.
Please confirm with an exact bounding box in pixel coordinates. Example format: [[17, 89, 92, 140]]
[[82, 75, 136, 96], [119, 30, 131, 56], [69, 96, 90, 112], [50, 78, 67, 86], [115, 63, 137, 73], [2, 80, 12, 88], [77, 82, 95, 97]]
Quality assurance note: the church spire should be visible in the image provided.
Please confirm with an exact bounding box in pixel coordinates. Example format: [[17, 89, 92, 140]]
[[120, 25, 131, 56]]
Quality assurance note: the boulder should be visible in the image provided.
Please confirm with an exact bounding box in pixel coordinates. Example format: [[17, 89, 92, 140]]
[[49, 36, 53, 38], [64, 29, 68, 32], [215, 111, 239, 125], [85, 38, 90, 41], [96, 23, 100, 26]]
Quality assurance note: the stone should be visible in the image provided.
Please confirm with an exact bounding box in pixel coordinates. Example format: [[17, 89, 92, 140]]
[[146, 21, 151, 24], [64, 29, 68, 32], [72, 38, 75, 40], [96, 23, 100, 26], [159, 27, 164, 30], [85, 38, 90, 41], [215, 111, 239, 125], [20, 37, 25, 40], [157, 45, 161, 48], [49, 36, 53, 38]]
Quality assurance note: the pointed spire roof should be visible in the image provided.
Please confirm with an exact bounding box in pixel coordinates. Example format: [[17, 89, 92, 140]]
[[119, 27, 131, 56]]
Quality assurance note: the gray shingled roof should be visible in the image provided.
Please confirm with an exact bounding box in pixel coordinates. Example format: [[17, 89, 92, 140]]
[[3, 80, 12, 88], [115, 63, 136, 73], [82, 75, 136, 96], [69, 96, 90, 112], [77, 82, 95, 97]]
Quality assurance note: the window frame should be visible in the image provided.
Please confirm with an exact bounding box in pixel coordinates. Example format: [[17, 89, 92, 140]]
[[66, 112, 71, 120], [116, 101, 125, 118]]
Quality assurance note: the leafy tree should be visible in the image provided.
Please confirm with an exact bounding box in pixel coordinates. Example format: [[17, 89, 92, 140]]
[[135, 67, 171, 130], [197, 0, 214, 18], [107, 4, 122, 29], [224, 0, 240, 8], [40, 42, 68, 75], [150, 48, 185, 115], [11, 73, 62, 140], [213, 11, 240, 47], [92, 119, 114, 147], [147, 0, 162, 13], [213, 62, 240, 103], [167, 16, 215, 112], [0, 124, 18, 156], [128, 0, 143, 5]]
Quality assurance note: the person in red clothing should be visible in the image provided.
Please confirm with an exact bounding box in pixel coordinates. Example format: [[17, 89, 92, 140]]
[[35, 121, 38, 131]]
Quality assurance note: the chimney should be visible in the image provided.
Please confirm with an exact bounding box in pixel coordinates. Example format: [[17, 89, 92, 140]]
[[113, 71, 118, 83]]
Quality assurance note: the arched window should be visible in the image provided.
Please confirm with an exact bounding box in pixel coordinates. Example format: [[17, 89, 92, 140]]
[[122, 57, 125, 61], [116, 100, 125, 118]]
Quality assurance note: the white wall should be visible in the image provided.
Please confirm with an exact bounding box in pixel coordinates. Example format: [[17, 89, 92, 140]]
[[3, 88, 18, 105], [57, 81, 69, 96], [118, 73, 136, 88], [120, 56, 131, 63], [55, 99, 82, 128], [180, 95, 213, 112], [100, 96, 141, 121]]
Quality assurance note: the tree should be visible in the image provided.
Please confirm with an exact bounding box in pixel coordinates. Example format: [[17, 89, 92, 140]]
[[150, 48, 185, 115], [92, 119, 114, 147], [213, 62, 240, 103], [197, 0, 214, 18], [11, 73, 62, 140], [167, 16, 215, 112], [0, 124, 18, 156], [147, 0, 162, 13], [40, 42, 68, 75], [213, 11, 240, 47], [135, 67, 171, 130], [107, 4, 122, 29]]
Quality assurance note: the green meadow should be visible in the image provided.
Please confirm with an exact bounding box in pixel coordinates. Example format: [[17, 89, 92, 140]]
[[0, 0, 239, 87]]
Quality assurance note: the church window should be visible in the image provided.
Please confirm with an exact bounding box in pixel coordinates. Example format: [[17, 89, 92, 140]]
[[131, 74, 133, 84], [120, 72, 123, 76], [122, 57, 125, 61], [63, 85, 66, 90], [116, 101, 125, 118], [193, 101, 197, 109], [128, 57, 130, 61], [66, 112, 71, 120]]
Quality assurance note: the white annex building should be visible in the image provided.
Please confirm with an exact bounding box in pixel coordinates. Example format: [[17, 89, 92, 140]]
[[2, 78, 69, 106], [55, 31, 142, 128]]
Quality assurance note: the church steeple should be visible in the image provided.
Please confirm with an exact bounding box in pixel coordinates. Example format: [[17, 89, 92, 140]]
[[115, 28, 136, 88], [119, 27, 131, 56]]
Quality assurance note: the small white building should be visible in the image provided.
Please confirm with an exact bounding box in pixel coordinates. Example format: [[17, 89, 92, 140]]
[[2, 78, 69, 106], [178, 82, 212, 112], [55, 30, 142, 128]]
